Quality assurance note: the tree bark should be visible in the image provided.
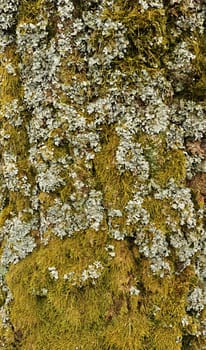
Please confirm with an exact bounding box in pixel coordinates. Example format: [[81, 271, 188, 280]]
[[0, 1, 206, 349]]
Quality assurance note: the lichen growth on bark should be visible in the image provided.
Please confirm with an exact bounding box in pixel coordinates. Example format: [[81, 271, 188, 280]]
[[0, 0, 206, 349]]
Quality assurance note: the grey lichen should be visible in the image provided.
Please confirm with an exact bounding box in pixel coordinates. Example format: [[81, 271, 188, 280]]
[[0, 0, 206, 349]]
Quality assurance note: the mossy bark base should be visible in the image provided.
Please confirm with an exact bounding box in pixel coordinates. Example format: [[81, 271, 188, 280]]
[[0, 1, 206, 349]]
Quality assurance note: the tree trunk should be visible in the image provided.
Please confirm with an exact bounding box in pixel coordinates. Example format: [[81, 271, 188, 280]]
[[0, 1, 206, 349]]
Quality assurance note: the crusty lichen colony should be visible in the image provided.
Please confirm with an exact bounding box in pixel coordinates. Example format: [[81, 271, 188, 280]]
[[0, 0, 206, 349]]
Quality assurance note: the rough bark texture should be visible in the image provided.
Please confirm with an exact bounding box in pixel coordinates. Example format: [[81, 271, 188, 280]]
[[0, 1, 206, 349]]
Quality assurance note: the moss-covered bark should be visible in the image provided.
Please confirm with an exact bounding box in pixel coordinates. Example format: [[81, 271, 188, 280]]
[[0, 0, 206, 349]]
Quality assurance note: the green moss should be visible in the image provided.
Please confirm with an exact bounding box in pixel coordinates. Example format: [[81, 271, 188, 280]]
[[0, 203, 14, 228], [94, 126, 134, 210], [0, 72, 20, 103], [18, 0, 45, 22], [104, 312, 151, 350], [149, 144, 186, 187], [145, 327, 182, 350], [154, 149, 186, 186], [2, 123, 29, 157], [0, 46, 22, 104], [139, 262, 196, 350], [143, 197, 175, 232], [102, 3, 168, 70], [5, 236, 197, 349], [9, 192, 31, 216], [137, 133, 186, 186], [0, 323, 16, 350], [59, 182, 73, 203], [45, 137, 70, 163], [5, 239, 128, 348], [0, 289, 6, 308], [1, 1, 205, 349], [189, 33, 206, 100]]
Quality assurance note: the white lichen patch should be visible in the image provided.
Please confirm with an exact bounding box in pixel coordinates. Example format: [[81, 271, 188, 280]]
[[0, 0, 206, 344], [48, 266, 59, 280], [0, 0, 19, 31], [1, 216, 37, 267], [187, 287, 206, 316], [80, 261, 104, 286]]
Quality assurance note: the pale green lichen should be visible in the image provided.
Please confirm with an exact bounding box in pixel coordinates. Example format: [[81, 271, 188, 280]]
[[0, 0, 206, 349]]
